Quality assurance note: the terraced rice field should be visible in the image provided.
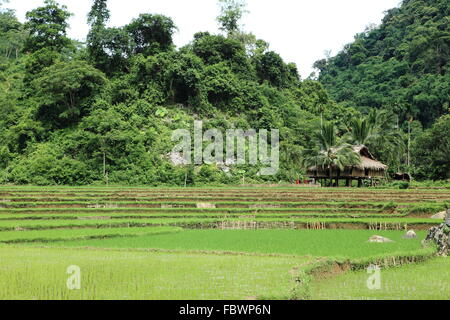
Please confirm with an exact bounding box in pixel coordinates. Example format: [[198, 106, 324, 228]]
[[0, 186, 448, 300], [1, 186, 448, 234]]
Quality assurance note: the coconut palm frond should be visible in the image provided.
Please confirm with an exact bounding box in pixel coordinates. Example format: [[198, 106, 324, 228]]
[[300, 122, 362, 186]]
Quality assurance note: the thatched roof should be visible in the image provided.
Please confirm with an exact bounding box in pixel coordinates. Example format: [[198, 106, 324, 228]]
[[358, 156, 388, 171], [353, 146, 388, 171], [308, 145, 388, 172]]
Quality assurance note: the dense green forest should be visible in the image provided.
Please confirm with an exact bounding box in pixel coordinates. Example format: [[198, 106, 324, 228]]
[[0, 0, 448, 186], [317, 0, 449, 128]]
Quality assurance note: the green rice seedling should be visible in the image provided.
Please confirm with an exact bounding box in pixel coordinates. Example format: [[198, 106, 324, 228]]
[[43, 229, 430, 260], [0, 227, 182, 243], [309, 257, 450, 300], [0, 247, 310, 300]]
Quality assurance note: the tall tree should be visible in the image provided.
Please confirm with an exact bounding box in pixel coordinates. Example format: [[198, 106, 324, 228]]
[[32, 60, 106, 128], [87, 0, 110, 28], [254, 51, 299, 88], [0, 7, 26, 60], [126, 14, 176, 56], [87, 0, 109, 68], [217, 0, 247, 36], [87, 0, 132, 74], [23, 0, 72, 53]]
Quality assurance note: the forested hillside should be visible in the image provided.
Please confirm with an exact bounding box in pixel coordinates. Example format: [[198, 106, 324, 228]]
[[0, 0, 448, 185], [316, 0, 449, 128], [315, 0, 449, 181]]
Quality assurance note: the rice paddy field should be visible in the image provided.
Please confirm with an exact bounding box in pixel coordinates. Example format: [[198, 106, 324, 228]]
[[310, 257, 450, 300], [0, 186, 449, 300]]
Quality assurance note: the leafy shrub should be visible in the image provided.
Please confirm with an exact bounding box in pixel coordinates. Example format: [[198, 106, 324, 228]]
[[6, 144, 92, 185], [391, 181, 410, 189]]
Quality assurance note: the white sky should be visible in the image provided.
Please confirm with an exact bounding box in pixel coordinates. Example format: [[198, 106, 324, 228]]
[[6, 0, 401, 78]]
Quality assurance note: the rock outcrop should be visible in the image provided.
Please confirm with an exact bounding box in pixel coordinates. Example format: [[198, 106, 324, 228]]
[[368, 235, 394, 243], [424, 209, 450, 256], [404, 230, 417, 239], [431, 211, 447, 220]]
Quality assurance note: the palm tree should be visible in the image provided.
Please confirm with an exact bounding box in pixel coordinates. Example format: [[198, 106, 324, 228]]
[[346, 117, 373, 146], [301, 122, 361, 187], [346, 109, 389, 145], [346, 109, 405, 171]]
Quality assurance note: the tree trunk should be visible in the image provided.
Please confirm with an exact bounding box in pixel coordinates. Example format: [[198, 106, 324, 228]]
[[329, 167, 333, 188], [335, 169, 340, 188], [103, 151, 106, 179]]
